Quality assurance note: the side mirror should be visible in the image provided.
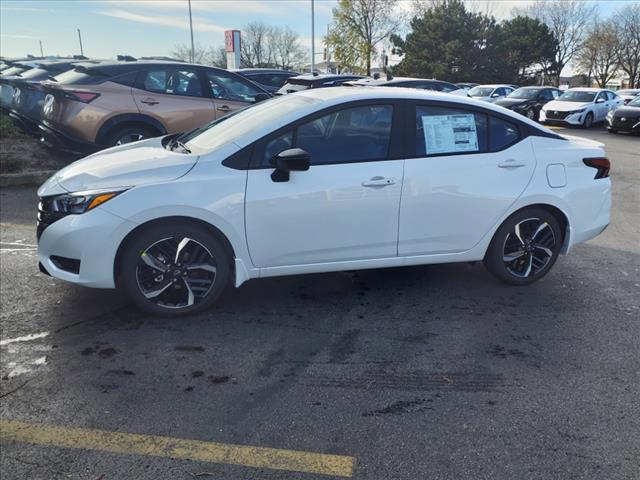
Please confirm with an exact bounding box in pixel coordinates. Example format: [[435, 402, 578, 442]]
[[271, 148, 310, 182], [491, 93, 499, 98], [254, 92, 271, 103], [596, 98, 605, 103]]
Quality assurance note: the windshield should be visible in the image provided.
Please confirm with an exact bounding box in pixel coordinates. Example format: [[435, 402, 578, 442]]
[[629, 96, 640, 107], [17, 67, 50, 80], [508, 88, 540, 99], [558, 90, 596, 102], [1, 66, 27, 77], [186, 94, 319, 152], [277, 82, 311, 94], [468, 86, 494, 97]]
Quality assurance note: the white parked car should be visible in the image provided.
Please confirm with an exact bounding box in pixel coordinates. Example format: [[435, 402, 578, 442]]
[[37, 87, 611, 316], [615, 89, 640, 105], [467, 84, 516, 102], [540, 88, 623, 128]]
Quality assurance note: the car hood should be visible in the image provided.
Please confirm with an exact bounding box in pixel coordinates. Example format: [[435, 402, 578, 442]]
[[544, 100, 591, 112], [495, 98, 531, 108], [38, 136, 199, 196], [612, 105, 640, 117]]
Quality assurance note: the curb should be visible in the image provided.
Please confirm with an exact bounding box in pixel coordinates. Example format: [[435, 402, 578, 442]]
[[0, 170, 55, 188]]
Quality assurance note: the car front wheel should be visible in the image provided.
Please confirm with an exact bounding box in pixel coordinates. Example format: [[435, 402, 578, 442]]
[[484, 208, 562, 286], [526, 108, 536, 121], [118, 221, 230, 316], [582, 112, 594, 129]]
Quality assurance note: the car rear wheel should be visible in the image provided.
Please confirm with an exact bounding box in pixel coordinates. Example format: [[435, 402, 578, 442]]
[[582, 112, 593, 129], [107, 125, 154, 147], [484, 208, 562, 286], [118, 221, 230, 316]]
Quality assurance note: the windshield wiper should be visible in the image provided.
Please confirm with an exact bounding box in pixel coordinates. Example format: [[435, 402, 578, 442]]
[[170, 138, 191, 154]]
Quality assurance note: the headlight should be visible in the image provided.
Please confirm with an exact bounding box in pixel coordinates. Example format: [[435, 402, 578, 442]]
[[570, 108, 585, 114], [51, 189, 127, 214]]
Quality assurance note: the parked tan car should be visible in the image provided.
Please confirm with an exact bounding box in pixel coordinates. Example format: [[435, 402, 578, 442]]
[[39, 61, 270, 152]]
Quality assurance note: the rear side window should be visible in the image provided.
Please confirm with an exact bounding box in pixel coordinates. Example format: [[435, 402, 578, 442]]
[[416, 105, 488, 156], [111, 70, 139, 87], [489, 116, 520, 151]]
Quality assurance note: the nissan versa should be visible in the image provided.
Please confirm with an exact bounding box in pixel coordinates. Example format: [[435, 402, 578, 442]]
[[37, 88, 611, 316]]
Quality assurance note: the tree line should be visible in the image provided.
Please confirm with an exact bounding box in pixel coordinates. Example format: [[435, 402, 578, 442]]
[[325, 0, 640, 88]]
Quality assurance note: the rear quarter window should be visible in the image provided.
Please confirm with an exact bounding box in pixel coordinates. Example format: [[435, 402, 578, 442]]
[[489, 116, 520, 151]]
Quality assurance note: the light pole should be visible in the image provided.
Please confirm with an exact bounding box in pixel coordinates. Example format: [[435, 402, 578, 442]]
[[39, 40, 44, 57], [311, 0, 315, 73], [188, 0, 195, 63], [77, 29, 84, 56]]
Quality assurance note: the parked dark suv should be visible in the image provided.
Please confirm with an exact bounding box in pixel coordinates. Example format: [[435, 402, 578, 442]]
[[39, 61, 271, 152], [234, 68, 299, 93]]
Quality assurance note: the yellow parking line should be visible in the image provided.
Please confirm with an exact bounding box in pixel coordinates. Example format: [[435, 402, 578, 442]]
[[0, 419, 356, 477]]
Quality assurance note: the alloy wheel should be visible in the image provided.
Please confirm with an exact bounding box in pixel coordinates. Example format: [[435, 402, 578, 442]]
[[135, 237, 217, 309], [526, 109, 535, 120], [115, 133, 144, 145], [502, 218, 556, 278]]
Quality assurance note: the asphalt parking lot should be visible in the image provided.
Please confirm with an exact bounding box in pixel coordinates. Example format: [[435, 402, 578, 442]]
[[1, 125, 638, 480]]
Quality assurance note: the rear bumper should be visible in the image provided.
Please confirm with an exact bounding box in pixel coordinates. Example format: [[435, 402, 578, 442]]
[[9, 110, 40, 135], [38, 121, 97, 154]]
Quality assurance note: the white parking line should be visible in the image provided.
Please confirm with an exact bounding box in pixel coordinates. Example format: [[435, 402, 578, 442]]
[[0, 332, 50, 347]]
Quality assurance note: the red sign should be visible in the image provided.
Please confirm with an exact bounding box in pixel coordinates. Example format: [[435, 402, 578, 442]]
[[225, 30, 240, 52]]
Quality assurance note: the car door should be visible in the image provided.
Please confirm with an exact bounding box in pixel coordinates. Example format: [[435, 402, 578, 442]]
[[245, 103, 404, 268], [205, 69, 265, 118], [399, 103, 535, 256], [594, 91, 609, 121], [132, 67, 215, 134]]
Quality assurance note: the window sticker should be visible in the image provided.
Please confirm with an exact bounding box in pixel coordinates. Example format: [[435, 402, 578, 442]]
[[421, 114, 479, 154]]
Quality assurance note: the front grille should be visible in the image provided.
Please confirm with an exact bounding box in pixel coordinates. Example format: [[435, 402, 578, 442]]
[[612, 115, 639, 128], [37, 196, 67, 240], [546, 110, 570, 120]]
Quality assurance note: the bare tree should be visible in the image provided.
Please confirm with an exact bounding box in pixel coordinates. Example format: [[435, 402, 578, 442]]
[[518, 0, 596, 85], [612, 3, 640, 88], [171, 43, 227, 68], [271, 26, 306, 70], [325, 0, 404, 75], [577, 20, 620, 88], [241, 21, 274, 67]]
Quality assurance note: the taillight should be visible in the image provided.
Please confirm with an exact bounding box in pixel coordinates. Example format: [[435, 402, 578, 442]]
[[63, 91, 100, 103], [583, 157, 610, 179]]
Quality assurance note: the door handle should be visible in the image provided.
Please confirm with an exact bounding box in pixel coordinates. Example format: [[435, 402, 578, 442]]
[[140, 98, 158, 105], [498, 159, 526, 169], [362, 176, 395, 187], [217, 105, 231, 112]]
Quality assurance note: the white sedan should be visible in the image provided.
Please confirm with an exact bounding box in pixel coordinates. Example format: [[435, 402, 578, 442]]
[[540, 88, 623, 128], [37, 87, 611, 316], [467, 84, 516, 102]]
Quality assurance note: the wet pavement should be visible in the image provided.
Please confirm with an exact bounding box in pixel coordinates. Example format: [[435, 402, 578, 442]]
[[1, 127, 639, 479]]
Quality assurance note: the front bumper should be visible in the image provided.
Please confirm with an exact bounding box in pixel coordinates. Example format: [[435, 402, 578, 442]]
[[38, 120, 97, 154], [540, 110, 586, 126], [606, 116, 640, 133], [37, 205, 137, 288]]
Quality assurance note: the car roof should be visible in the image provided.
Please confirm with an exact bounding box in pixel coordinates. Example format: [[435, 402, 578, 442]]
[[235, 68, 299, 75], [474, 84, 513, 88], [567, 87, 605, 92]]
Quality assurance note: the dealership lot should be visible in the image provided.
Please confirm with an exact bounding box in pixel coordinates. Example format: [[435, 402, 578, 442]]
[[1, 126, 638, 479]]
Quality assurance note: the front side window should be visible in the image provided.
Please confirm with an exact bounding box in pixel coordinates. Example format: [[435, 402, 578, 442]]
[[263, 131, 293, 166], [597, 92, 607, 102], [416, 105, 487, 156], [141, 69, 203, 97], [296, 105, 393, 164], [206, 70, 262, 103]]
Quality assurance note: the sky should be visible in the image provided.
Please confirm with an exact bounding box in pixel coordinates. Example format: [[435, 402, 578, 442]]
[[0, 0, 635, 63]]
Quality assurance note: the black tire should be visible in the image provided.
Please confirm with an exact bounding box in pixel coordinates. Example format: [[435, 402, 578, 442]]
[[118, 221, 231, 316], [525, 108, 537, 121], [582, 112, 593, 129], [607, 129, 617, 134], [484, 208, 562, 286], [106, 125, 154, 147]]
